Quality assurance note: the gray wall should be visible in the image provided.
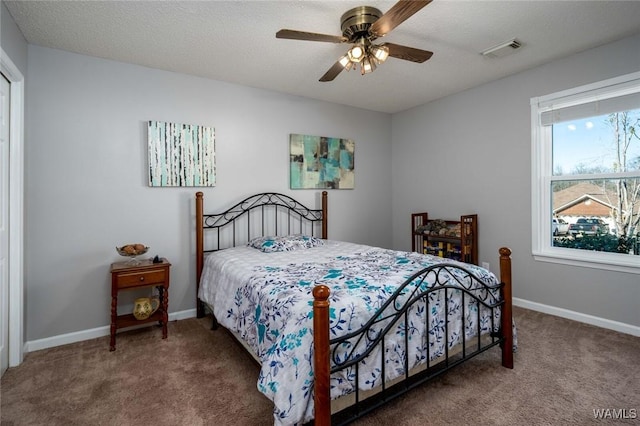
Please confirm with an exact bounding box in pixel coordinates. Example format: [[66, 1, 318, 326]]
[[391, 34, 640, 328], [1, 1, 27, 75], [25, 46, 392, 341]]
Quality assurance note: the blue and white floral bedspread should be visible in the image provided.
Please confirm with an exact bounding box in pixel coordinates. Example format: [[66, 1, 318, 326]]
[[199, 241, 508, 426]]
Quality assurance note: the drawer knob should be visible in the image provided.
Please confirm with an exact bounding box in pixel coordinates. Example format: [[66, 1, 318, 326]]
[[139, 276, 145, 281]]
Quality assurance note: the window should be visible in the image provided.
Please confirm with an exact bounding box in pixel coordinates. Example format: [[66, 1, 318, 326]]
[[531, 71, 640, 273]]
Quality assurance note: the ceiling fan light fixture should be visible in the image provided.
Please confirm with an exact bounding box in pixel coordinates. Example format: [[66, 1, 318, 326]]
[[348, 45, 365, 63], [371, 45, 389, 64], [361, 56, 376, 75], [338, 55, 354, 71]]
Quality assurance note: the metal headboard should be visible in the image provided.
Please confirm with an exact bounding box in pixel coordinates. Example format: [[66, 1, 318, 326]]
[[195, 191, 328, 317]]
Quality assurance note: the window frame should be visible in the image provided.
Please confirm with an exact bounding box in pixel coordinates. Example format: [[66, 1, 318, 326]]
[[531, 71, 640, 274]]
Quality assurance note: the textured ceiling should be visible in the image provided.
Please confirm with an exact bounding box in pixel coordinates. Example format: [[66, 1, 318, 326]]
[[5, 0, 640, 113]]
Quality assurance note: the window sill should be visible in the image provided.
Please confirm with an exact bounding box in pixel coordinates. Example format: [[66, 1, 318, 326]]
[[533, 248, 640, 275]]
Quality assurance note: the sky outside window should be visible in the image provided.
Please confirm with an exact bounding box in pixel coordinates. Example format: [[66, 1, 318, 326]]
[[552, 109, 640, 175]]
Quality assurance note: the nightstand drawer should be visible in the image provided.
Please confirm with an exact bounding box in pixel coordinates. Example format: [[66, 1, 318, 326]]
[[116, 269, 166, 289]]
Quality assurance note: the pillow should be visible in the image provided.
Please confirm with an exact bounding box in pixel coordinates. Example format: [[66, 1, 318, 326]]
[[248, 235, 324, 253]]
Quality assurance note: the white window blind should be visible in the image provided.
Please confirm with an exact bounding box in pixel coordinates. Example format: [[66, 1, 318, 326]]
[[541, 92, 640, 125], [537, 73, 640, 126]]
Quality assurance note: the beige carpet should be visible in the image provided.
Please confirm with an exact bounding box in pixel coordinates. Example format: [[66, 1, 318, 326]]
[[1, 307, 639, 425]]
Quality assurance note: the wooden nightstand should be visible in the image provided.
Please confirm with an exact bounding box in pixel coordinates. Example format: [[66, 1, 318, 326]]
[[109, 258, 171, 351]]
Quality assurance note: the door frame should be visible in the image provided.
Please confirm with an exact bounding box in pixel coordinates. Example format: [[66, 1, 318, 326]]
[[1, 47, 24, 367]]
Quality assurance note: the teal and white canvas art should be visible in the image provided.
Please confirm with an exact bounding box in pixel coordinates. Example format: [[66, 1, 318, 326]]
[[289, 133, 355, 189], [148, 121, 215, 187]]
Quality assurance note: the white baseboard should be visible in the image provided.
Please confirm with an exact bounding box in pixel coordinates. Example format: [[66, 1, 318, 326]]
[[24, 301, 640, 353], [25, 309, 197, 353], [513, 297, 640, 337]]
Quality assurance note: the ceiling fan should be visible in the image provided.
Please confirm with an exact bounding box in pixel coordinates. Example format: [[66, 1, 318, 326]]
[[276, 0, 434, 82]]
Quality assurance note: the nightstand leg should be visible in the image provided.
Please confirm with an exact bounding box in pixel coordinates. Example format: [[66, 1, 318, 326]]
[[110, 293, 117, 351], [159, 285, 168, 339]]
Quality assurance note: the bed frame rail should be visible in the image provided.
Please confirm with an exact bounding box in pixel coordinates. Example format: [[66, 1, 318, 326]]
[[313, 247, 513, 425]]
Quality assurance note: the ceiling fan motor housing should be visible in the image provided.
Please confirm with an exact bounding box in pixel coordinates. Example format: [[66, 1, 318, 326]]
[[341, 6, 382, 42]]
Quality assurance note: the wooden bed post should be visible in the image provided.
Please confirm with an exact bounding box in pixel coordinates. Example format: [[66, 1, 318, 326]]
[[499, 247, 514, 369], [196, 191, 205, 318], [313, 285, 331, 426], [321, 191, 328, 239]]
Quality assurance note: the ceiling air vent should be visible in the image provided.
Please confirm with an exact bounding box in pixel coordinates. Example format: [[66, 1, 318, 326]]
[[481, 39, 522, 58]]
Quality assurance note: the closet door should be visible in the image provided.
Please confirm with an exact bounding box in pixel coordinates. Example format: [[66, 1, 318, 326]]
[[0, 72, 10, 375]]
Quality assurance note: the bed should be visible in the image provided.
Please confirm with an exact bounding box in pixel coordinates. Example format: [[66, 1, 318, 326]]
[[195, 191, 514, 426]]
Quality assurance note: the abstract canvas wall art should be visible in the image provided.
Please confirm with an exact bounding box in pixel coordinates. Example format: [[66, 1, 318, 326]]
[[148, 120, 216, 187], [289, 133, 355, 189]]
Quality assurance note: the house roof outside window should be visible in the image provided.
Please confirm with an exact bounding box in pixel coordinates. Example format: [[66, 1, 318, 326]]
[[553, 182, 617, 217]]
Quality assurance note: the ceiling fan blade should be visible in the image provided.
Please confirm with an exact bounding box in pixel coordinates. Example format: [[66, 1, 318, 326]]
[[383, 42, 433, 63], [276, 29, 347, 43], [319, 60, 346, 82], [369, 0, 432, 38]]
